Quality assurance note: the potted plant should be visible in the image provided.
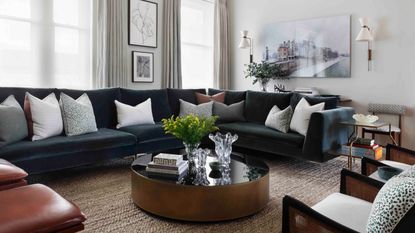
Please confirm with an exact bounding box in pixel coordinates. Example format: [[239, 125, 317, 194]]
[[162, 114, 218, 162], [244, 61, 287, 91]]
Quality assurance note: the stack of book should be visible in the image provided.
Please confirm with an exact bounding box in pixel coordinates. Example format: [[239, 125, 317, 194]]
[[146, 153, 188, 180], [341, 138, 383, 160]]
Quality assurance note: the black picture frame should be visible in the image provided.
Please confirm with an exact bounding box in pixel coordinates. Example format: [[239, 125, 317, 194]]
[[132, 51, 154, 83], [128, 0, 158, 48]]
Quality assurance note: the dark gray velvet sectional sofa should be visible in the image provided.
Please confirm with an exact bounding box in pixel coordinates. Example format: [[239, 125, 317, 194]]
[[0, 87, 354, 174]]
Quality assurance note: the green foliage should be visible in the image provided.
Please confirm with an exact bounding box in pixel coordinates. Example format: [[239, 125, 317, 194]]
[[162, 114, 219, 145], [244, 61, 287, 85]]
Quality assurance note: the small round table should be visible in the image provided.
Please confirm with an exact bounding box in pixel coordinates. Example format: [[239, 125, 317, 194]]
[[131, 153, 269, 222]]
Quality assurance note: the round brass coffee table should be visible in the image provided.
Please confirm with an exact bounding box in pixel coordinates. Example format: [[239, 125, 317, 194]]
[[131, 153, 269, 222]]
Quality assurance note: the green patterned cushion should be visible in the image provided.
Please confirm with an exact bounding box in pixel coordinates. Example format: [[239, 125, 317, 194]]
[[60, 93, 98, 136], [264, 106, 293, 133], [366, 176, 415, 232]]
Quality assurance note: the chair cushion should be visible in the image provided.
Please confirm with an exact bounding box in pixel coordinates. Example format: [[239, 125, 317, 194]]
[[208, 88, 246, 105], [118, 123, 175, 143], [0, 159, 27, 183], [363, 125, 401, 133], [312, 193, 373, 233], [119, 88, 172, 122], [245, 90, 292, 123], [0, 128, 137, 162], [218, 122, 304, 148], [369, 160, 412, 182], [0, 184, 86, 233], [167, 88, 206, 116]]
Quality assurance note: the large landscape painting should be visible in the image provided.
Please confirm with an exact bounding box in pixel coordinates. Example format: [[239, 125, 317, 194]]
[[261, 15, 351, 78]]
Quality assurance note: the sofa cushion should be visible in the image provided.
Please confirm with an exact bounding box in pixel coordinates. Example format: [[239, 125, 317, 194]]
[[115, 99, 155, 129], [120, 88, 172, 122], [0, 96, 28, 148], [245, 90, 292, 123], [179, 99, 213, 117], [0, 128, 136, 162], [118, 123, 175, 143], [312, 193, 372, 233], [213, 101, 246, 123], [196, 92, 225, 104], [167, 88, 206, 116], [290, 92, 337, 110], [218, 122, 304, 148], [57, 88, 120, 128], [208, 88, 246, 105]]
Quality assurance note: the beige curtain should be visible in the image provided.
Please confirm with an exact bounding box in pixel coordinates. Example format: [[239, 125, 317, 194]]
[[162, 0, 182, 89], [95, 0, 129, 88], [213, 0, 230, 89]]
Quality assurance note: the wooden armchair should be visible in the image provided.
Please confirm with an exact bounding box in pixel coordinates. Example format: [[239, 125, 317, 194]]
[[282, 169, 384, 233], [362, 144, 415, 181]]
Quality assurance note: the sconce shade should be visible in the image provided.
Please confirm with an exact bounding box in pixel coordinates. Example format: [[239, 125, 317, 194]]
[[356, 17, 373, 41], [239, 38, 251, 48]]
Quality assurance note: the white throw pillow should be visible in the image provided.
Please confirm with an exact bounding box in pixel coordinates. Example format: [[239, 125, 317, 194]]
[[289, 98, 325, 136], [115, 99, 155, 129], [25, 93, 63, 141]]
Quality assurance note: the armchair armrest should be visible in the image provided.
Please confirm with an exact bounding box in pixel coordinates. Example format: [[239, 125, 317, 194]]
[[303, 107, 355, 162], [282, 195, 357, 233], [386, 144, 415, 165], [340, 169, 383, 203], [0, 159, 28, 191], [361, 157, 386, 176]]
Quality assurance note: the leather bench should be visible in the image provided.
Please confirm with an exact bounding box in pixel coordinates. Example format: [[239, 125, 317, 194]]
[[0, 184, 86, 233], [0, 158, 27, 191]]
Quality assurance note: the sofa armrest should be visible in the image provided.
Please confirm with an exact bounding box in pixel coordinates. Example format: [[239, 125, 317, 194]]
[[340, 169, 383, 203], [302, 107, 355, 162], [386, 144, 415, 165], [282, 195, 357, 233]]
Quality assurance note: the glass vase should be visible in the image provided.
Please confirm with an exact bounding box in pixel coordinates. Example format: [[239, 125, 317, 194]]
[[183, 142, 200, 164], [258, 78, 270, 92], [209, 132, 238, 167]]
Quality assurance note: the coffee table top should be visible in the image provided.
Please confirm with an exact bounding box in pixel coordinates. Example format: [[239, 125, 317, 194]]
[[131, 153, 269, 186]]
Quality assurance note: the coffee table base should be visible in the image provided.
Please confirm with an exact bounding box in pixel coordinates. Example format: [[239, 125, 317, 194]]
[[131, 170, 269, 222]]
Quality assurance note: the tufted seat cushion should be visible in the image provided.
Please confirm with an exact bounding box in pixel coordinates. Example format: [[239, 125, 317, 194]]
[[312, 193, 373, 233]]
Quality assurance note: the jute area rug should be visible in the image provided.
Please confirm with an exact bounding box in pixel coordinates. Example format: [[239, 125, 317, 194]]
[[29, 155, 358, 233]]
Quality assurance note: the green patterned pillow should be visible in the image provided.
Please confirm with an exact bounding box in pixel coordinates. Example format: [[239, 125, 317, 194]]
[[60, 93, 98, 136], [366, 176, 415, 232], [264, 105, 293, 133]]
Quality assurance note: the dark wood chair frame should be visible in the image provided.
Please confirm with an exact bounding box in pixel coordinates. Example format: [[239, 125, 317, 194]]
[[362, 144, 415, 176], [282, 169, 415, 233]]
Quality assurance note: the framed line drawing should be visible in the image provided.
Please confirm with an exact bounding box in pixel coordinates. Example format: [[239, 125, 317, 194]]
[[132, 51, 154, 83], [129, 0, 158, 48]]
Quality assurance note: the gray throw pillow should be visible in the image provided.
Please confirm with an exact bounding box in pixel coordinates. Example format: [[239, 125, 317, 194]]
[[213, 101, 245, 123], [179, 99, 213, 118], [265, 105, 293, 133], [0, 95, 28, 147], [60, 93, 98, 136]]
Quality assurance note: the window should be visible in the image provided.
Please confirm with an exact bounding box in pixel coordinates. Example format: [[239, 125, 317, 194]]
[[0, 0, 92, 89], [181, 0, 214, 89]]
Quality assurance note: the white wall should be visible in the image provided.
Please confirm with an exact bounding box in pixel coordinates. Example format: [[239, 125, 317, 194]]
[[125, 0, 164, 90], [229, 0, 415, 149]]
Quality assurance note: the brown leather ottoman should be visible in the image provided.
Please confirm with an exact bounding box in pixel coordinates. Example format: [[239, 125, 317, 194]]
[[0, 184, 86, 233], [0, 159, 28, 191]]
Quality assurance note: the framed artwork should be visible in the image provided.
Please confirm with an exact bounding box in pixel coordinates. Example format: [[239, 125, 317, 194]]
[[261, 15, 351, 78], [129, 0, 158, 48], [132, 51, 154, 83]]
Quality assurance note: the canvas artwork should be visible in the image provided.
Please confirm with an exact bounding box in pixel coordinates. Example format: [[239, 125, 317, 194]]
[[132, 51, 154, 83], [261, 15, 351, 78], [129, 0, 158, 47]]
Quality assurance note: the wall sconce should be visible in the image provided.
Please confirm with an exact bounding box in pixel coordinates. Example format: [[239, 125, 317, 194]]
[[355, 17, 374, 71], [238, 30, 253, 63]]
